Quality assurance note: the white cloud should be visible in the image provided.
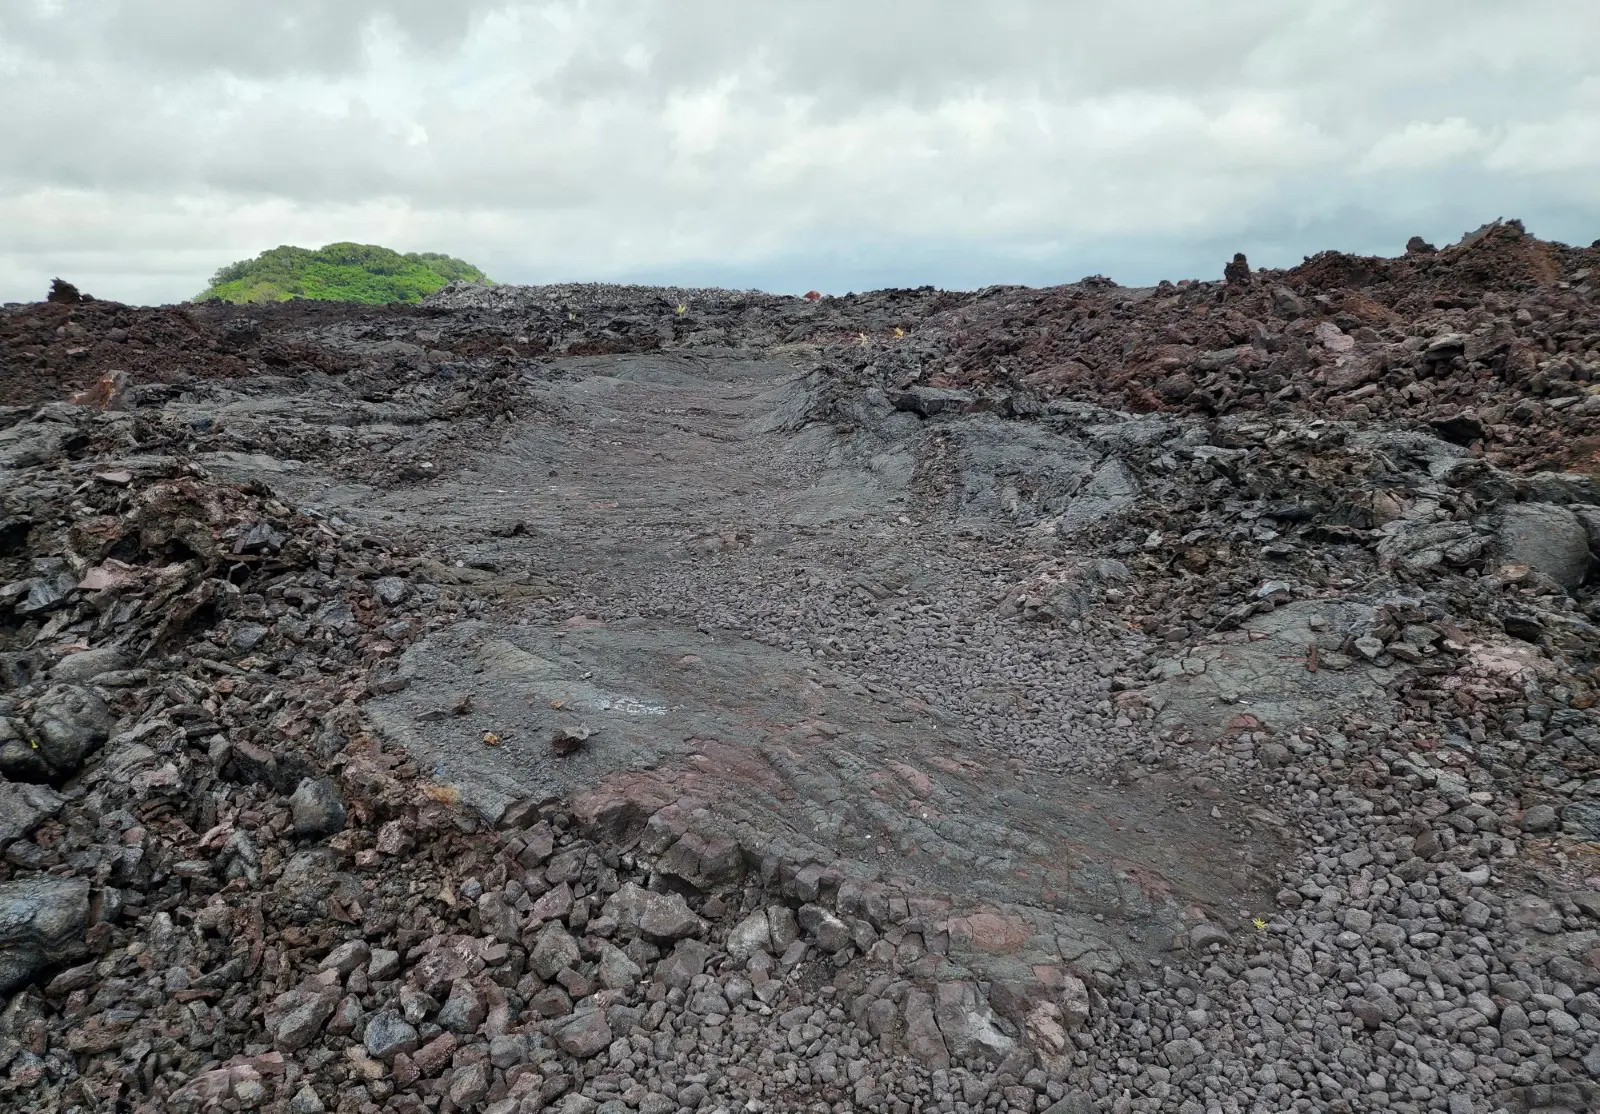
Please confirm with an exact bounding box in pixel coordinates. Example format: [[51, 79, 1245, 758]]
[[0, 1, 1597, 304], [1486, 77, 1600, 175], [1356, 118, 1491, 174]]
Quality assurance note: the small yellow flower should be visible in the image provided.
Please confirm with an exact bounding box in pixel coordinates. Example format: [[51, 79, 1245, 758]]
[[1253, 917, 1269, 930]]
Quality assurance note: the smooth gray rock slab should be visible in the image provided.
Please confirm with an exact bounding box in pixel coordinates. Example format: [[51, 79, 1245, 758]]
[[0, 876, 90, 993], [49, 647, 126, 684], [27, 684, 114, 774], [890, 386, 977, 418], [1498, 502, 1591, 588]]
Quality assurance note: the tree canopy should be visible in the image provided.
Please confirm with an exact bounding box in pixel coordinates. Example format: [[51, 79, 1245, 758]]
[[194, 242, 491, 305]]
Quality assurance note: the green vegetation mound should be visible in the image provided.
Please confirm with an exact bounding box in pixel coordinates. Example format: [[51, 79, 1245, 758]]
[[194, 242, 491, 305]]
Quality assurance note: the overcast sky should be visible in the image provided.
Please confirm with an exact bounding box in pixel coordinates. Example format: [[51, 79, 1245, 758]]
[[1, 1, 1597, 305]]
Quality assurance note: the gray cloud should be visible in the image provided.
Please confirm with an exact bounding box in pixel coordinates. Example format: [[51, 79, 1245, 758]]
[[0, 1, 1596, 304], [1, 0, 493, 76]]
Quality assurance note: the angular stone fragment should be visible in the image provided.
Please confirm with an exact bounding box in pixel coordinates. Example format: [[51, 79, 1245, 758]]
[[368, 948, 401, 981], [1164, 1037, 1204, 1066], [517, 820, 555, 866], [270, 987, 339, 1051], [236, 521, 285, 554], [374, 576, 409, 606], [1431, 412, 1485, 447], [318, 939, 370, 977], [767, 904, 799, 950], [363, 1010, 419, 1062], [290, 777, 347, 838], [797, 903, 853, 953], [411, 1033, 458, 1077], [375, 819, 414, 857], [1565, 799, 1600, 840], [436, 978, 487, 1033], [866, 998, 898, 1039], [530, 923, 581, 980], [230, 624, 269, 654], [933, 980, 1015, 1064], [602, 882, 706, 940], [0, 781, 64, 847], [660, 830, 744, 887], [553, 1009, 612, 1058], [446, 1061, 490, 1107], [1520, 803, 1559, 832], [528, 881, 572, 924], [288, 1085, 326, 1114], [597, 941, 642, 989], [167, 1052, 286, 1113], [903, 988, 950, 1068], [477, 889, 520, 943], [656, 938, 713, 990], [1042, 1094, 1096, 1114], [726, 909, 771, 960]]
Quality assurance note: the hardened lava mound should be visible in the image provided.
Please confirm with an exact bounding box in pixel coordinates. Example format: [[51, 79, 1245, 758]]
[[3, 220, 1600, 1113]]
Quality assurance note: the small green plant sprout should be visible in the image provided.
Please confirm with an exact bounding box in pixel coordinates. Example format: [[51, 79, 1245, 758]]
[[1253, 916, 1269, 930]]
